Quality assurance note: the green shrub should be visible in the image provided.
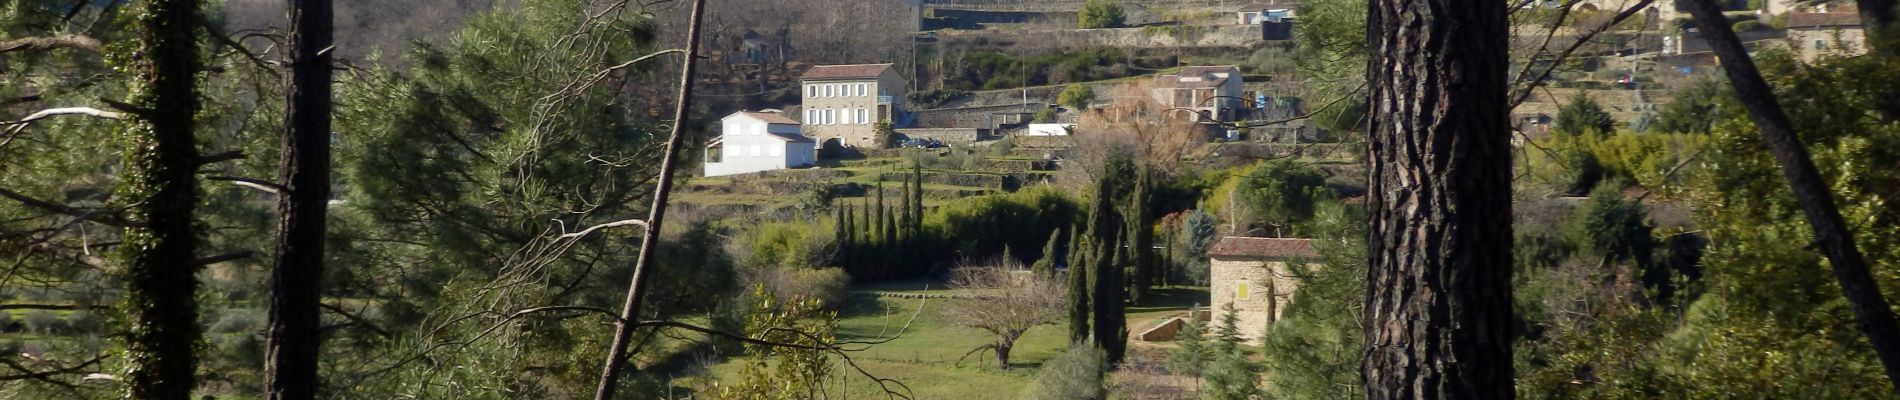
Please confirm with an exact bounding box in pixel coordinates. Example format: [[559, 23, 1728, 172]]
[[779, 267, 851, 309], [1024, 342, 1105, 400], [1077, 0, 1125, 29], [1057, 84, 1094, 110], [1732, 20, 1763, 32]]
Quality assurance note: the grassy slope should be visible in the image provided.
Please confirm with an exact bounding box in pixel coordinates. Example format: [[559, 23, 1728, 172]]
[[682, 283, 1208, 399]]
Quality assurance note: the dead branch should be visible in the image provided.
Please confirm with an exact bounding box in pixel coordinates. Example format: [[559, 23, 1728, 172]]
[[1, 107, 124, 140], [0, 187, 142, 228], [0, 35, 102, 54], [0, 303, 107, 311], [320, 303, 392, 338], [0, 355, 106, 389], [591, 0, 707, 397], [1509, 0, 1655, 109], [206, 175, 286, 194]]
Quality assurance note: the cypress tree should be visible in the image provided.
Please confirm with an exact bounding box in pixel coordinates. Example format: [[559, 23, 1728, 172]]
[[1068, 237, 1092, 343], [1033, 227, 1063, 278], [1086, 152, 1133, 364], [1128, 163, 1155, 304], [899, 173, 913, 239], [911, 163, 925, 232], [882, 206, 898, 274]]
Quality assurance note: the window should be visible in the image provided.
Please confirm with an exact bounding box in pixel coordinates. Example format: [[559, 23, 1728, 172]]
[[857, 83, 867, 97], [825, 109, 835, 125], [806, 85, 815, 98], [857, 108, 868, 124], [1815, 39, 1828, 51], [1235, 281, 1251, 301], [806, 109, 816, 123]]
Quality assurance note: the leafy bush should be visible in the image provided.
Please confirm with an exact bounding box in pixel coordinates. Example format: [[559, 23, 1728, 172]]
[[1024, 342, 1105, 400], [1033, 108, 1057, 123], [1057, 83, 1095, 110], [771, 267, 851, 310], [1077, 0, 1125, 29], [1555, 92, 1615, 137]]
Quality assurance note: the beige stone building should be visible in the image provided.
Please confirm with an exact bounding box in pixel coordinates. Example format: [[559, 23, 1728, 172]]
[[1786, 12, 1866, 62], [798, 64, 909, 149], [1207, 236, 1320, 344], [1152, 66, 1245, 122]]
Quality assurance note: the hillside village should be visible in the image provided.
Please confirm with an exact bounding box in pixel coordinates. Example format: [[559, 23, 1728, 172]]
[[2, 0, 1897, 398]]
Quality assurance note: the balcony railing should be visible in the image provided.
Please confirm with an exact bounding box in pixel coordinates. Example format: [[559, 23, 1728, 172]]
[[877, 95, 895, 105]]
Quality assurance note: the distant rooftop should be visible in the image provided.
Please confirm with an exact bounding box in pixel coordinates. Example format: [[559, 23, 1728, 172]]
[[1156, 65, 1242, 89], [1208, 237, 1318, 259], [738, 111, 801, 125], [800, 64, 895, 81], [1787, 12, 1862, 28]]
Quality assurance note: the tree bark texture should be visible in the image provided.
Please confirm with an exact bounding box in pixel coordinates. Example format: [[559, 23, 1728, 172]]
[[1686, 0, 1900, 392], [120, 0, 203, 398], [591, 0, 705, 398], [1361, 0, 1514, 399], [265, 0, 334, 398]]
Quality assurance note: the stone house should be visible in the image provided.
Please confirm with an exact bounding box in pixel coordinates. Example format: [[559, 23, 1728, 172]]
[[1235, 3, 1296, 25], [799, 64, 909, 149], [1207, 236, 1320, 344], [1152, 66, 1245, 123], [1786, 12, 1866, 62], [703, 111, 816, 177]]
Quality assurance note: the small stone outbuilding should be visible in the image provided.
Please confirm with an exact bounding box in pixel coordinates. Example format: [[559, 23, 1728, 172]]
[[1207, 236, 1320, 344]]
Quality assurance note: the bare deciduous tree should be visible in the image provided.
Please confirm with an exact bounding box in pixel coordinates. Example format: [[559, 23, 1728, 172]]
[[943, 261, 1066, 370]]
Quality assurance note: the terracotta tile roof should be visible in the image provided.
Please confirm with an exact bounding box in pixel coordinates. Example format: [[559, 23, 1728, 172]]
[[1207, 237, 1318, 259], [799, 64, 894, 81], [1787, 12, 1862, 28], [740, 111, 801, 125]]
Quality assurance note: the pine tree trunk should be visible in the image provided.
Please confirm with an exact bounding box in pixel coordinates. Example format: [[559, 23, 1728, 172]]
[[1361, 0, 1514, 398], [264, 0, 334, 399], [121, 1, 203, 398], [1686, 0, 1900, 392]]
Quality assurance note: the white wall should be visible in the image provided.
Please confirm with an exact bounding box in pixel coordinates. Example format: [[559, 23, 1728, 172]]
[[705, 114, 816, 177]]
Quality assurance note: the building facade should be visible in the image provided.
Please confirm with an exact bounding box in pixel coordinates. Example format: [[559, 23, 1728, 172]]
[[703, 111, 816, 177], [1152, 66, 1246, 122], [799, 64, 909, 149], [1786, 12, 1866, 62], [1207, 236, 1319, 344]]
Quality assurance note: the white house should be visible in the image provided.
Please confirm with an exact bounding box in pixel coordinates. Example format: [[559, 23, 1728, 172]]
[[1152, 65, 1246, 122], [1207, 236, 1320, 344], [1025, 123, 1075, 136], [703, 111, 816, 177]]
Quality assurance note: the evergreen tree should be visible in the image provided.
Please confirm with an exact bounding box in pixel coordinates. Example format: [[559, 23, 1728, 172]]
[[1203, 303, 1264, 400], [1127, 163, 1155, 304], [1033, 227, 1063, 278], [1167, 304, 1213, 378], [1555, 91, 1616, 137], [1087, 151, 1133, 364], [1067, 237, 1092, 343]]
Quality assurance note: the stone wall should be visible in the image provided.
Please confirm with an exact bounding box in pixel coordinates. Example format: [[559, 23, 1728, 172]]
[[1208, 256, 1312, 344], [934, 24, 1267, 48], [896, 127, 988, 144]]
